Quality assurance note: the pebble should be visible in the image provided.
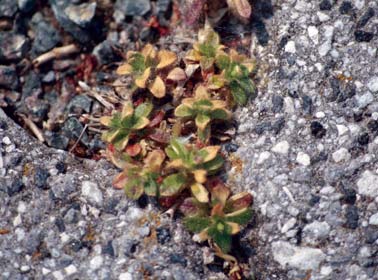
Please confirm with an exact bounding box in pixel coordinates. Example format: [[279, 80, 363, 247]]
[[271, 141, 290, 155], [368, 213, 378, 225], [65, 264, 77, 275], [302, 221, 331, 245], [307, 26, 319, 44], [0, 33, 29, 62], [119, 272, 133, 280], [0, 65, 19, 90], [272, 241, 326, 270], [356, 171, 378, 197], [366, 77, 378, 93], [281, 218, 297, 233], [354, 30, 374, 43], [284, 41, 296, 53], [64, 3, 97, 28], [115, 0, 151, 17], [18, 0, 36, 13], [336, 124, 349, 136], [2, 136, 11, 145], [356, 92, 374, 108], [90, 255, 103, 270], [0, 0, 18, 17], [257, 151, 271, 164], [296, 152, 311, 166], [81, 181, 103, 206], [332, 148, 351, 163]]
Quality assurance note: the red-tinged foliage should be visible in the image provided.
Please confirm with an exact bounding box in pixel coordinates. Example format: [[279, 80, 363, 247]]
[[76, 55, 97, 82], [125, 143, 142, 157], [133, 97, 145, 107], [112, 172, 128, 190], [108, 143, 115, 153], [159, 196, 177, 208], [148, 111, 165, 128], [148, 129, 170, 143]]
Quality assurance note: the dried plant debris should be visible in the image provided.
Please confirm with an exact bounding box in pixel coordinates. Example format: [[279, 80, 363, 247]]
[[100, 26, 256, 277]]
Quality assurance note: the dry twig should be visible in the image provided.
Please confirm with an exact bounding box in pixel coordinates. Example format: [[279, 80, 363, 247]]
[[33, 44, 80, 67], [69, 123, 88, 154], [19, 114, 45, 142]]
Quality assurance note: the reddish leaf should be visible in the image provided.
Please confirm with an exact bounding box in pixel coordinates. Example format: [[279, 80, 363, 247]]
[[148, 129, 170, 143], [112, 172, 128, 190], [159, 196, 177, 208], [148, 111, 165, 128], [125, 143, 142, 157]]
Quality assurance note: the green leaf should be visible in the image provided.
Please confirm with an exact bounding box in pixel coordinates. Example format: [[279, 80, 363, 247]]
[[175, 104, 194, 118], [120, 115, 135, 129], [199, 43, 217, 58], [144, 174, 159, 196], [208, 221, 232, 253], [183, 216, 211, 233], [195, 114, 211, 131], [216, 54, 230, 70], [129, 53, 146, 74], [124, 178, 144, 200], [160, 173, 186, 196], [134, 103, 153, 118], [200, 154, 224, 173], [225, 207, 253, 225], [230, 81, 248, 106], [169, 138, 187, 159], [211, 108, 229, 120]]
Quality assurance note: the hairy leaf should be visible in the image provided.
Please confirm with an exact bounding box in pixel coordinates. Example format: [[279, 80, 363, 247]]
[[183, 216, 211, 233]]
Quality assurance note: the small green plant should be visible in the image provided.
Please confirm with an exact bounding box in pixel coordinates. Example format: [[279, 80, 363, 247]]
[[100, 27, 257, 277], [175, 85, 231, 142], [161, 138, 223, 202], [181, 180, 253, 253], [116, 44, 177, 98], [100, 102, 152, 151]]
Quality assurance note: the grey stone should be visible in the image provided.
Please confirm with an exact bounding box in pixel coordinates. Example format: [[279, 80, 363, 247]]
[[0, 65, 19, 90], [0, 32, 29, 62], [115, 0, 151, 17], [357, 171, 378, 197], [367, 77, 378, 93], [272, 241, 326, 270], [64, 3, 97, 28], [18, 0, 36, 13], [0, 0, 18, 18], [302, 221, 331, 245], [81, 181, 103, 206], [368, 213, 378, 225], [30, 18, 61, 55]]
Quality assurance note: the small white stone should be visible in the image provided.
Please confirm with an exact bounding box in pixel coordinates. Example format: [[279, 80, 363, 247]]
[[368, 213, 378, 225], [317, 11, 330, 22], [332, 148, 351, 163], [367, 76, 378, 93], [257, 151, 271, 164], [315, 63, 323, 72], [336, 125, 349, 136], [307, 26, 319, 44], [284, 97, 295, 114], [42, 268, 51, 275], [17, 202, 27, 213], [20, 265, 30, 272], [2, 136, 11, 145], [285, 40, 296, 53], [90, 255, 103, 270], [119, 272, 133, 280], [296, 152, 311, 166], [315, 111, 325, 119], [318, 41, 331, 56], [126, 207, 144, 221], [271, 141, 290, 155], [272, 241, 326, 270], [52, 271, 64, 280], [356, 92, 374, 108], [81, 181, 103, 206], [320, 266, 333, 276], [372, 112, 378, 120], [13, 214, 22, 227], [60, 233, 70, 243], [65, 264, 78, 276], [357, 171, 378, 197], [281, 218, 297, 233]]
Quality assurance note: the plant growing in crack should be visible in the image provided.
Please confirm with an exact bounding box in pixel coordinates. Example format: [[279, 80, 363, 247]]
[[99, 26, 257, 278]]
